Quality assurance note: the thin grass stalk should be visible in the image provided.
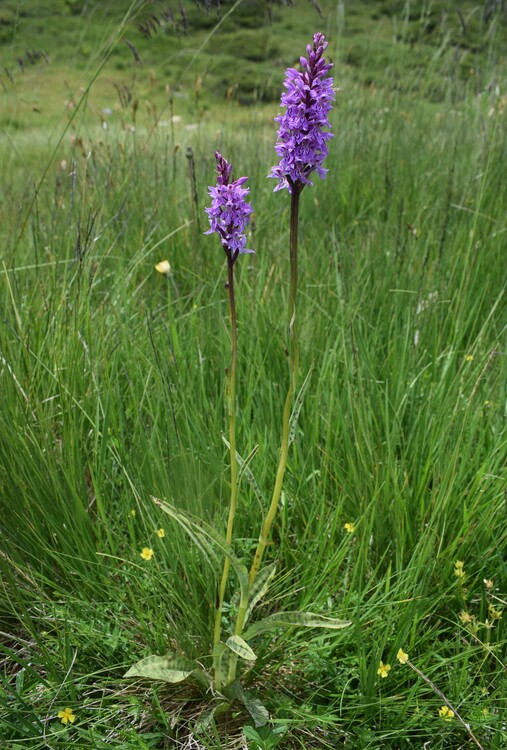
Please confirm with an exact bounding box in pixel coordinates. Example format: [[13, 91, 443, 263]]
[[186, 146, 201, 254], [405, 658, 485, 750]]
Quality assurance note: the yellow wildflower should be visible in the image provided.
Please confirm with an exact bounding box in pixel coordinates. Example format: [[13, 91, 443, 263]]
[[459, 611, 473, 624], [344, 522, 355, 534], [130, 509, 136, 517], [155, 260, 171, 275], [140, 547, 154, 561], [156, 528, 165, 538], [58, 707, 76, 725], [464, 354, 474, 362], [397, 648, 409, 664], [377, 661, 391, 678], [438, 706, 454, 721]]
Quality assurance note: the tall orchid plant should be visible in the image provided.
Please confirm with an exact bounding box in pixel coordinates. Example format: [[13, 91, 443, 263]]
[[127, 34, 349, 727], [204, 152, 254, 687]]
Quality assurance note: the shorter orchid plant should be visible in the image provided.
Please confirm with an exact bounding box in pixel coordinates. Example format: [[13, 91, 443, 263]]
[[126, 34, 350, 729]]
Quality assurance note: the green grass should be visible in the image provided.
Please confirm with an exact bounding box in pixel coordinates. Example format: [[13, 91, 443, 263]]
[[1, 1, 506, 748]]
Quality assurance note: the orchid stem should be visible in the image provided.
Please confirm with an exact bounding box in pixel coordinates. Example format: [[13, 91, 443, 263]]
[[246, 184, 302, 602], [213, 256, 238, 690]]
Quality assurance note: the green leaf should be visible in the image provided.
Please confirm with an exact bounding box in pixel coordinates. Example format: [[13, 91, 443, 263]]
[[151, 496, 250, 604], [243, 611, 352, 639], [225, 635, 257, 661], [289, 360, 315, 446], [213, 642, 232, 690], [191, 668, 212, 690], [194, 701, 230, 732], [223, 680, 269, 727], [151, 497, 219, 573], [221, 436, 266, 509], [242, 692, 269, 728], [124, 653, 197, 683], [245, 563, 276, 624]]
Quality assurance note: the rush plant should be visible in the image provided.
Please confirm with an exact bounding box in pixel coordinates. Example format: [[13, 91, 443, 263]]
[[126, 34, 349, 728]]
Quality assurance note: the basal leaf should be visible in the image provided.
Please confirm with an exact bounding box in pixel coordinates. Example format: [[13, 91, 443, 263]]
[[243, 611, 351, 639], [194, 701, 230, 731], [242, 692, 269, 728], [213, 642, 232, 690], [225, 635, 257, 662], [222, 680, 269, 727], [125, 653, 197, 683]]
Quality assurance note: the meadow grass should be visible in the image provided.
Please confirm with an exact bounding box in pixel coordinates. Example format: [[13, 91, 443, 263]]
[[1, 2, 506, 749]]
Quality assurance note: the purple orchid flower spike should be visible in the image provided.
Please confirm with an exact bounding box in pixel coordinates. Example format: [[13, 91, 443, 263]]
[[269, 33, 335, 193], [205, 152, 254, 262]]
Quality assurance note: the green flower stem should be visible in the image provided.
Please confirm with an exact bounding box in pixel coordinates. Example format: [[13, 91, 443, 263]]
[[245, 185, 302, 617], [230, 186, 301, 682], [213, 256, 238, 690]]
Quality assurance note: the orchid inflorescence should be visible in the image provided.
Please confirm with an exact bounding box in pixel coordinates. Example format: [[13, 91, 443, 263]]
[[204, 151, 254, 261], [269, 32, 335, 193]]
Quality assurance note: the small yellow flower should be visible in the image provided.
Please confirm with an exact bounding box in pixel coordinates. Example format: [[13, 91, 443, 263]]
[[438, 706, 454, 721], [140, 547, 154, 561], [483, 579, 493, 590], [156, 528, 165, 538], [397, 648, 409, 664], [155, 259, 171, 275], [130, 509, 136, 517], [58, 707, 76, 725], [464, 354, 474, 362], [459, 611, 473, 624], [377, 661, 391, 678], [344, 522, 355, 534]]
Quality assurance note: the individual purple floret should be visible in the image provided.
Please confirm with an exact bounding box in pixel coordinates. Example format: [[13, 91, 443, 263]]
[[269, 32, 335, 193], [205, 152, 254, 261]]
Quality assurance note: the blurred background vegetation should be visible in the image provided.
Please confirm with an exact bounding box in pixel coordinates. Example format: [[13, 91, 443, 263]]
[[1, 0, 507, 131]]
